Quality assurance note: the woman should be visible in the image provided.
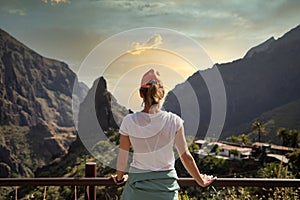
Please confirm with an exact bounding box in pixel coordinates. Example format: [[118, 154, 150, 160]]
[[112, 69, 216, 200]]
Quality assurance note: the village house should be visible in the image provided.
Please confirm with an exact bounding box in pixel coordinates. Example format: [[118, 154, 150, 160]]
[[193, 140, 294, 163], [194, 140, 252, 160]]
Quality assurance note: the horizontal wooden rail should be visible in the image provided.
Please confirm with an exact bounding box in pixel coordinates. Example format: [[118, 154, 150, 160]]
[[0, 177, 299, 188], [179, 178, 300, 187]]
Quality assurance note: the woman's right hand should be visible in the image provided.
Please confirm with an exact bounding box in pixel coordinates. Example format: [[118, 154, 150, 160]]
[[199, 174, 217, 187]]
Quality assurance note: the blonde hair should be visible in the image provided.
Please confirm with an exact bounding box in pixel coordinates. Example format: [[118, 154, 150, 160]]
[[140, 83, 165, 107]]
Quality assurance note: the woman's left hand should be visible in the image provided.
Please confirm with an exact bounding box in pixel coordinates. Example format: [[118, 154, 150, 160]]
[[111, 174, 128, 185]]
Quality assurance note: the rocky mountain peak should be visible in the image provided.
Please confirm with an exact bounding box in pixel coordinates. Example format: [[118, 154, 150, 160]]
[[244, 37, 275, 58]]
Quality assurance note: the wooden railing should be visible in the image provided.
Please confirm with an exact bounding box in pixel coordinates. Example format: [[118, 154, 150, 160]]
[[0, 162, 299, 200]]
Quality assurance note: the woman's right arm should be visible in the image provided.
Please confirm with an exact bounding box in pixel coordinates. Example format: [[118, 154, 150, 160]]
[[175, 127, 216, 187]]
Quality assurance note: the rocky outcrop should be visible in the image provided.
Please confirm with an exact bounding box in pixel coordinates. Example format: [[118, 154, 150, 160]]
[[78, 77, 129, 150]]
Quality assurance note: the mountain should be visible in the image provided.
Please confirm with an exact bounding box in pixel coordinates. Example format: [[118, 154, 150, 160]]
[[1, 23, 299, 180], [0, 29, 88, 127], [0, 28, 88, 177], [0, 28, 129, 180], [30, 76, 129, 199], [77, 76, 129, 154], [35, 76, 129, 177], [164, 25, 300, 143], [225, 97, 300, 144]]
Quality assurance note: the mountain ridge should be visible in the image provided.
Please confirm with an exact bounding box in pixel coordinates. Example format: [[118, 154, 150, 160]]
[[164, 24, 300, 142]]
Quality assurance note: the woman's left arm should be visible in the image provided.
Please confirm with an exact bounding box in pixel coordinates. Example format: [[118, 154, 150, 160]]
[[114, 134, 131, 184]]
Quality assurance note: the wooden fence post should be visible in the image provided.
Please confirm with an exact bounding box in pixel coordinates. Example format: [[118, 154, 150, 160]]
[[85, 162, 96, 200]]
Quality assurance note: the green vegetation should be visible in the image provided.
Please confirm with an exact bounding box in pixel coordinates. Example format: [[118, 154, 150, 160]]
[[0, 126, 33, 175], [277, 128, 300, 148], [177, 155, 300, 200], [228, 134, 252, 145], [286, 150, 300, 178]]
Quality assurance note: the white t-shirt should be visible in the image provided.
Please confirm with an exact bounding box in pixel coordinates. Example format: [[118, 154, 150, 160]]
[[119, 110, 184, 171]]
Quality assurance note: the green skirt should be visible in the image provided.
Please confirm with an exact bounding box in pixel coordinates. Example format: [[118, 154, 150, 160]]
[[122, 167, 180, 200]]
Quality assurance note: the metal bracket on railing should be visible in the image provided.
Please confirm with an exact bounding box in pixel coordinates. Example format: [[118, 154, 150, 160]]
[[43, 186, 47, 200]]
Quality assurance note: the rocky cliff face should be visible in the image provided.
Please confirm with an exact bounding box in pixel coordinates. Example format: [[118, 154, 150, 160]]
[[164, 25, 300, 141], [0, 29, 88, 177], [0, 29, 88, 127]]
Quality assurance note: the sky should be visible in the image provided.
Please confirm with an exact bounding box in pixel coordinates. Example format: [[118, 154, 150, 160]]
[[1, 0, 300, 110], [1, 0, 300, 67]]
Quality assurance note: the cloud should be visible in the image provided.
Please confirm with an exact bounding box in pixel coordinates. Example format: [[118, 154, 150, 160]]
[[107, 1, 166, 11], [128, 34, 163, 55], [41, 0, 70, 5], [7, 8, 26, 16]]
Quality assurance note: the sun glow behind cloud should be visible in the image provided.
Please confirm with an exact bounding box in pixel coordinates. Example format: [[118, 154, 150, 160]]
[[102, 32, 207, 111], [104, 49, 197, 111]]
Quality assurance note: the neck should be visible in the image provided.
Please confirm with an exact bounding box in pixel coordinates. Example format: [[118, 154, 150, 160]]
[[142, 104, 160, 114]]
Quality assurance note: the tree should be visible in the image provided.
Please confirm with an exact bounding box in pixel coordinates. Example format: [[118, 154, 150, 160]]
[[289, 129, 300, 148], [252, 121, 266, 143], [286, 150, 300, 178], [210, 144, 220, 155], [229, 136, 239, 143], [230, 149, 239, 159], [277, 128, 300, 148], [239, 134, 252, 145], [228, 134, 251, 145], [277, 127, 289, 146]]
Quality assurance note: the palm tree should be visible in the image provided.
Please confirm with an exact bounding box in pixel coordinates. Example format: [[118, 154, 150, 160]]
[[276, 128, 289, 146], [252, 121, 266, 143]]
